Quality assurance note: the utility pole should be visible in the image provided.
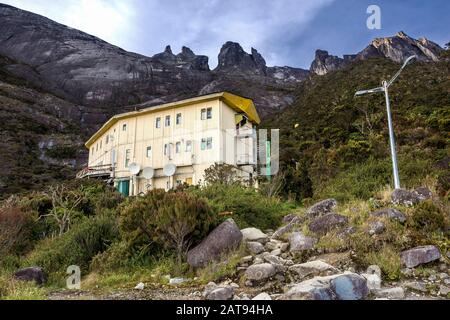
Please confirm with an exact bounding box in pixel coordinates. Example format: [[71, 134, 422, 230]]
[[355, 55, 416, 189]]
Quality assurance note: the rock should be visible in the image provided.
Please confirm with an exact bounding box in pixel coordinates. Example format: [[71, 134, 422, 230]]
[[241, 227, 268, 244], [362, 274, 381, 291], [368, 221, 386, 235], [252, 292, 272, 300], [216, 41, 267, 74], [206, 286, 234, 300], [271, 249, 282, 256], [13, 267, 45, 285], [374, 287, 405, 299], [271, 221, 298, 240], [400, 245, 441, 268], [439, 285, 450, 296], [370, 208, 407, 223], [404, 281, 428, 293], [289, 232, 317, 251], [134, 282, 145, 290], [169, 277, 187, 285], [414, 187, 432, 200], [187, 218, 242, 268], [289, 260, 338, 279], [308, 213, 348, 235], [280, 243, 289, 252], [366, 265, 382, 277], [306, 198, 337, 217], [265, 239, 283, 251], [253, 257, 264, 265], [282, 275, 336, 300], [282, 272, 367, 300], [391, 188, 421, 206], [263, 254, 291, 266], [245, 263, 276, 281], [240, 256, 253, 264], [282, 214, 297, 224], [247, 241, 265, 255], [330, 273, 369, 300]]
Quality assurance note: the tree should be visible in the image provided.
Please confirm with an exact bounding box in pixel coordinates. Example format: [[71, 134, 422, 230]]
[[203, 163, 242, 186], [41, 185, 83, 236]]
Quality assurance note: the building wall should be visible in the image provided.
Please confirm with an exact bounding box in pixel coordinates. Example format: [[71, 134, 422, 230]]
[[87, 98, 256, 195]]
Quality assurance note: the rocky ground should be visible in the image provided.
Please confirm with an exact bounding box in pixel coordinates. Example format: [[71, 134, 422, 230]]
[[31, 187, 449, 301]]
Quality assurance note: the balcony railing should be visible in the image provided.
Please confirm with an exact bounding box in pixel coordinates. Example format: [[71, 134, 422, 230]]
[[76, 164, 114, 179]]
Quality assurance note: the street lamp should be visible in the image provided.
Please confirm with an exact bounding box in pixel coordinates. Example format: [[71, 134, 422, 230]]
[[355, 55, 416, 189]]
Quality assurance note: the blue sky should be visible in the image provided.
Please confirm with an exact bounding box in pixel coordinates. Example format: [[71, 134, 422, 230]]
[[1, 0, 449, 69]]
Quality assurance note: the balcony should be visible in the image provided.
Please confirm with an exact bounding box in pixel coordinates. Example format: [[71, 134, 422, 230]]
[[76, 164, 114, 179]]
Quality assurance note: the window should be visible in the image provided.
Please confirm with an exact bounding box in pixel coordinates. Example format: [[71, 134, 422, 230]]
[[125, 149, 131, 167], [91, 147, 94, 155], [100, 140, 102, 149], [201, 108, 207, 120], [176, 142, 181, 153], [185, 140, 192, 152], [156, 117, 161, 128], [201, 138, 212, 150], [176, 179, 182, 186], [165, 115, 171, 127], [207, 107, 212, 119], [106, 135, 109, 144], [176, 113, 182, 125], [164, 144, 169, 156], [146, 146, 152, 158], [122, 124, 127, 131], [207, 137, 213, 149]]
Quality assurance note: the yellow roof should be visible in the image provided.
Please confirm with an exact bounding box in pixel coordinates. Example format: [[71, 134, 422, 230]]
[[85, 91, 260, 148]]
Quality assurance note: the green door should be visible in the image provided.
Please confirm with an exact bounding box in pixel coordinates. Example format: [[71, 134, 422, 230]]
[[117, 180, 130, 197]]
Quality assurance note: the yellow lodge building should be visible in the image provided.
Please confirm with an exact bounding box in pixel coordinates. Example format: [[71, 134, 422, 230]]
[[79, 92, 261, 196]]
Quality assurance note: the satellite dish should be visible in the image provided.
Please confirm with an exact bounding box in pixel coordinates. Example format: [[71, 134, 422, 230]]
[[128, 163, 141, 175], [142, 167, 155, 179], [163, 163, 177, 177]]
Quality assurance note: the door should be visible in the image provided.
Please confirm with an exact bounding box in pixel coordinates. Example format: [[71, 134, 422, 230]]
[[117, 180, 130, 197]]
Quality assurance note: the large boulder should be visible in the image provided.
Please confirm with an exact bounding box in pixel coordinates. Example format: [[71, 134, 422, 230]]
[[289, 232, 317, 251], [308, 213, 348, 235], [187, 218, 242, 268], [391, 189, 421, 206], [400, 245, 441, 268], [330, 273, 369, 300], [13, 267, 46, 285], [245, 263, 276, 281], [306, 199, 337, 218], [370, 208, 406, 223], [241, 227, 268, 243], [414, 187, 432, 201], [282, 272, 368, 300]]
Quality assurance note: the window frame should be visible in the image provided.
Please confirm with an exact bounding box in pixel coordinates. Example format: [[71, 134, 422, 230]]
[[156, 117, 161, 129], [185, 140, 192, 152], [146, 146, 152, 158], [176, 113, 182, 125], [206, 107, 212, 119], [125, 149, 131, 167], [165, 115, 171, 127], [176, 141, 181, 154], [122, 124, 127, 131]]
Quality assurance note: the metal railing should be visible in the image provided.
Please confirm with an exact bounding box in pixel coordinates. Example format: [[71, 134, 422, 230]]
[[76, 164, 114, 179]]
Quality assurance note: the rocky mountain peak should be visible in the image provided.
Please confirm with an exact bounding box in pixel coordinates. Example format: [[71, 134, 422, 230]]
[[311, 31, 445, 75], [310, 49, 349, 75], [216, 41, 267, 74], [164, 45, 173, 54]]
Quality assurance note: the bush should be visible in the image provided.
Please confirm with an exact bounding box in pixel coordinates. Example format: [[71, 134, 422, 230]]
[[190, 183, 293, 229], [0, 206, 34, 256], [25, 213, 119, 277], [119, 189, 217, 267], [409, 200, 448, 234]]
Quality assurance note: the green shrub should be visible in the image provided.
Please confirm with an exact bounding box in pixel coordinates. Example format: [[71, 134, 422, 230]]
[[119, 189, 217, 267], [190, 183, 292, 229], [409, 200, 448, 234], [25, 213, 119, 277]]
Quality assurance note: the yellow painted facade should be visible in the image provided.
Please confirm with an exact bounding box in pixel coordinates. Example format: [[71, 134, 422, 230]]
[[84, 92, 259, 195]]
